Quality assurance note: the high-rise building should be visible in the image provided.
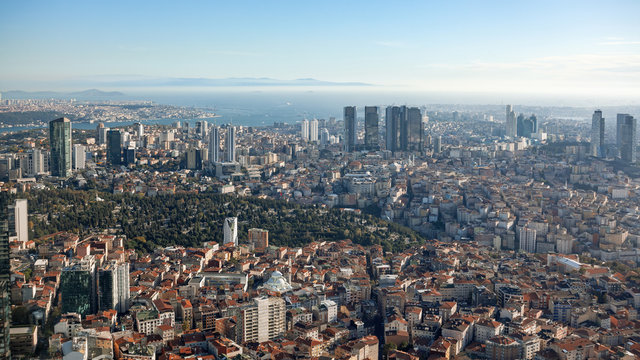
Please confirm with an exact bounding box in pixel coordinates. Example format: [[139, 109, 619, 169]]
[[619, 114, 637, 163], [590, 110, 605, 157], [7, 199, 27, 244], [73, 144, 86, 170], [516, 114, 537, 138], [309, 118, 319, 142], [385, 106, 401, 152], [248, 228, 268, 250], [185, 148, 203, 170], [107, 130, 122, 165], [320, 128, 330, 147], [97, 261, 130, 313], [300, 119, 309, 141], [616, 114, 628, 155], [0, 195, 10, 360], [344, 106, 356, 152], [60, 255, 97, 316], [223, 217, 238, 246], [236, 297, 285, 343], [26, 149, 44, 176], [208, 126, 220, 164], [49, 117, 72, 177], [505, 105, 517, 137], [98, 265, 117, 312], [518, 227, 537, 253], [116, 262, 130, 313], [225, 126, 236, 162], [405, 107, 423, 152], [196, 121, 208, 139], [364, 106, 379, 150], [434, 135, 442, 154]]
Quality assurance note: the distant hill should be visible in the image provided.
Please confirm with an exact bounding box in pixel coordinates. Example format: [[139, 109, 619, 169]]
[[2, 89, 126, 100]]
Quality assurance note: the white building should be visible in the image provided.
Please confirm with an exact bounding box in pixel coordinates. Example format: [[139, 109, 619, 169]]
[[301, 119, 310, 140], [241, 297, 286, 343], [9, 199, 28, 243], [116, 262, 130, 313], [519, 226, 537, 253], [224, 217, 238, 246], [72, 144, 86, 170], [309, 118, 319, 142]]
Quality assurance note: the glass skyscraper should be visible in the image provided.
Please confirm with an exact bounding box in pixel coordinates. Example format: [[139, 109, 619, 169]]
[[49, 117, 72, 177]]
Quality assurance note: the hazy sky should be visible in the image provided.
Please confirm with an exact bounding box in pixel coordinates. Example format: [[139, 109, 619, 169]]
[[1, 0, 639, 99]]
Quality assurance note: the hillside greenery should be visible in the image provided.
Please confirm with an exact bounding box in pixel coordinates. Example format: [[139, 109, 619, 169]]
[[26, 189, 426, 254]]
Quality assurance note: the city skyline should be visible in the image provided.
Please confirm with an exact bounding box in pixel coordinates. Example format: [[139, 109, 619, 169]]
[[0, 1, 639, 101]]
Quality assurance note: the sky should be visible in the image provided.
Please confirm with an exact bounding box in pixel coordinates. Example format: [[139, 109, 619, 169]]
[[1, 0, 639, 101]]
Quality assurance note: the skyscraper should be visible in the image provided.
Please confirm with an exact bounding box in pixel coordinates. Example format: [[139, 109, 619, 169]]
[[208, 126, 220, 164], [107, 130, 122, 165], [0, 195, 10, 360], [97, 261, 130, 313], [300, 119, 309, 140], [505, 105, 517, 137], [73, 144, 86, 170], [364, 106, 379, 150], [225, 126, 236, 162], [590, 110, 605, 157], [405, 107, 423, 152], [224, 217, 238, 246], [196, 120, 208, 139], [49, 117, 72, 177], [309, 118, 319, 142], [344, 106, 356, 152], [7, 199, 27, 244], [385, 106, 401, 152], [60, 255, 97, 316], [320, 128, 330, 147], [619, 114, 637, 163], [517, 114, 537, 138], [616, 114, 628, 155]]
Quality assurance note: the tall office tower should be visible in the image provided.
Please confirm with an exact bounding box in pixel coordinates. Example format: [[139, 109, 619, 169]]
[[590, 110, 605, 157], [107, 130, 122, 165], [97, 261, 129, 313], [116, 262, 130, 313], [405, 107, 424, 152], [364, 106, 379, 150], [0, 195, 10, 360], [49, 117, 72, 177], [619, 114, 637, 163], [516, 114, 537, 138], [309, 118, 319, 142], [505, 105, 517, 137], [223, 217, 238, 246], [98, 264, 118, 312], [60, 255, 97, 316], [616, 114, 628, 155], [248, 228, 268, 250], [7, 199, 27, 244], [434, 135, 442, 154], [238, 297, 286, 343], [300, 119, 310, 140], [73, 144, 86, 170], [225, 126, 236, 162], [518, 226, 537, 253], [27, 149, 43, 176], [320, 128, 330, 146], [136, 122, 144, 137], [344, 106, 357, 152], [208, 126, 220, 164], [196, 121, 208, 139], [385, 106, 401, 152]]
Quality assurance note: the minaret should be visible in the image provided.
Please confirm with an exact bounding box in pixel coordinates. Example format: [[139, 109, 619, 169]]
[[288, 257, 292, 284]]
